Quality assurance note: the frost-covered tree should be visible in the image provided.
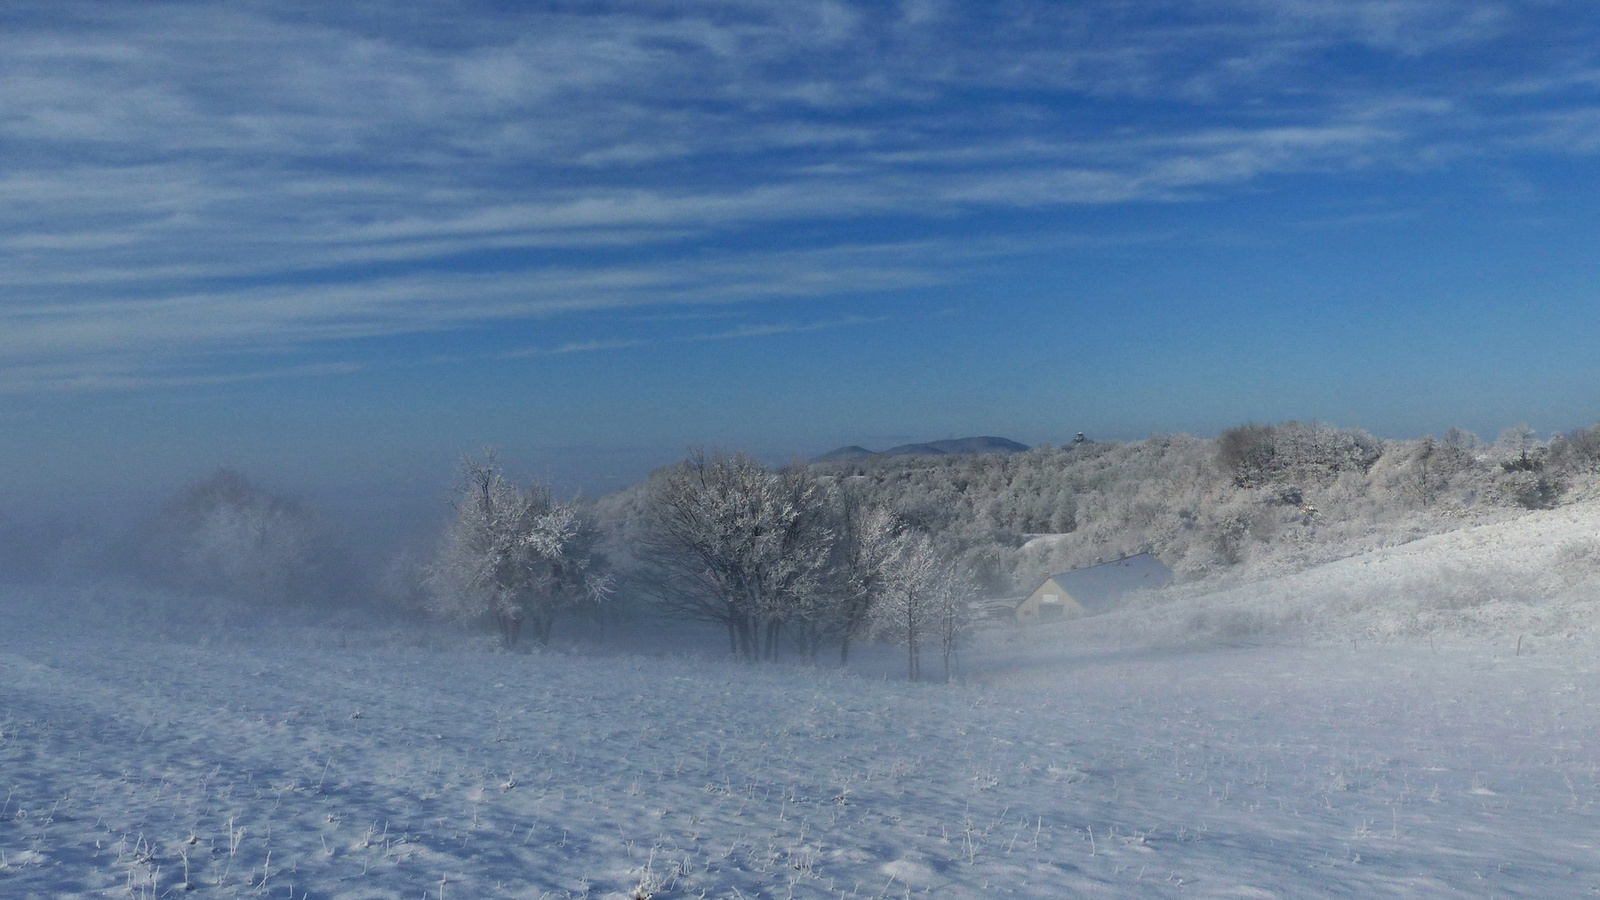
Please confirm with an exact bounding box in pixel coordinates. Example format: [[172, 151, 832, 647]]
[[425, 453, 611, 648], [1549, 424, 1600, 475], [872, 531, 970, 682], [138, 468, 345, 605], [1496, 424, 1543, 471], [606, 417, 1600, 638], [1216, 421, 1382, 488], [1489, 426, 1563, 509], [1440, 427, 1479, 465], [1399, 436, 1444, 507], [638, 450, 831, 661], [932, 558, 975, 683], [819, 488, 899, 666]]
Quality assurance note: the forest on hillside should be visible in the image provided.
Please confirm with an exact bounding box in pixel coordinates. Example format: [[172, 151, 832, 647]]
[[798, 421, 1600, 593], [594, 421, 1600, 600], [9, 420, 1600, 669]]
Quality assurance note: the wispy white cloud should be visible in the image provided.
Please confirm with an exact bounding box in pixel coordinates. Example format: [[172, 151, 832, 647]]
[[503, 314, 889, 359], [1247, 0, 1513, 56], [0, 237, 942, 388], [1, 1, 1596, 392], [682, 315, 891, 342], [505, 338, 653, 359], [0, 357, 366, 395]]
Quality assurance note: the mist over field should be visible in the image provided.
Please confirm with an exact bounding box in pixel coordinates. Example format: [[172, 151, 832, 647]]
[[6, 423, 1600, 895], [10, 0, 1600, 895]]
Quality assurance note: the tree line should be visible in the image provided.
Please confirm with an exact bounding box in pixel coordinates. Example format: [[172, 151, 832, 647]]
[[427, 449, 973, 680], [62, 419, 1600, 678]]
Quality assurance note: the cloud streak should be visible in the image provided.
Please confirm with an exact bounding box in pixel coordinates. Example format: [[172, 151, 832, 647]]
[[2, 1, 1597, 391], [503, 315, 889, 360]]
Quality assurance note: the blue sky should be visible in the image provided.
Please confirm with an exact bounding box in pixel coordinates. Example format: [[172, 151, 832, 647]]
[[5, 0, 1600, 520]]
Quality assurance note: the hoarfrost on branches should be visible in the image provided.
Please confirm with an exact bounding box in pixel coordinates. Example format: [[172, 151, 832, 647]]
[[425, 452, 611, 648], [637, 449, 833, 661], [872, 530, 973, 682]]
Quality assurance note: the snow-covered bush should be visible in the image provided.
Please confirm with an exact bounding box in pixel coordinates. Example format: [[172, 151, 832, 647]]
[[135, 468, 348, 606], [1481, 425, 1566, 509], [425, 453, 611, 648], [1496, 471, 1564, 510], [1549, 424, 1600, 475], [1217, 421, 1382, 488], [637, 450, 833, 661]]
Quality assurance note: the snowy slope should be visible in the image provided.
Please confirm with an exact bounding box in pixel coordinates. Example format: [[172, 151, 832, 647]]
[[4, 499, 1600, 899], [1037, 498, 1600, 648]]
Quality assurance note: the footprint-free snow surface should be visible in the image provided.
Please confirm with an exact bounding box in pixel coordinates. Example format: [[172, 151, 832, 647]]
[[3, 593, 1600, 897]]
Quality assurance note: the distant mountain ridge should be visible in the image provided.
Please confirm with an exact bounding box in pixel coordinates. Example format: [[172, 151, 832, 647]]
[[813, 436, 1029, 462]]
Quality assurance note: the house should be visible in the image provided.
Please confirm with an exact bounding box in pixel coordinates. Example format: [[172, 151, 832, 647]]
[[1015, 553, 1173, 623]]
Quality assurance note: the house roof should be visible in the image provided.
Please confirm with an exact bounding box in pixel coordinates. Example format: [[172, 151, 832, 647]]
[[1040, 552, 1172, 614]]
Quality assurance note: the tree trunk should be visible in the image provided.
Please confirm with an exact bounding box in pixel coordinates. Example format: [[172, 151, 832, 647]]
[[764, 618, 781, 662], [905, 603, 919, 681], [736, 616, 757, 661], [497, 610, 522, 649], [530, 613, 553, 648], [840, 603, 869, 668]]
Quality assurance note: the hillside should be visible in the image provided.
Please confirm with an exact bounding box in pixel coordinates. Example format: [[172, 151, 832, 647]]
[[812, 436, 1029, 462], [802, 423, 1600, 600], [1137, 498, 1600, 645], [982, 497, 1600, 668], [7, 516, 1600, 898]]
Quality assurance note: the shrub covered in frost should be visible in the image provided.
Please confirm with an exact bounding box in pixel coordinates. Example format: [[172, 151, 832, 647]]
[[134, 468, 351, 606], [425, 453, 611, 649], [1217, 421, 1383, 488]]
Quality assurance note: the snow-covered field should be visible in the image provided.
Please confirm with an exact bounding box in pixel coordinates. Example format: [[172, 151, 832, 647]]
[[6, 504, 1600, 898]]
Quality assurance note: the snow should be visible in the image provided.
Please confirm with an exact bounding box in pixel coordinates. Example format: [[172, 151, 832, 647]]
[[1059, 501, 1600, 649], [6, 503, 1600, 897]]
